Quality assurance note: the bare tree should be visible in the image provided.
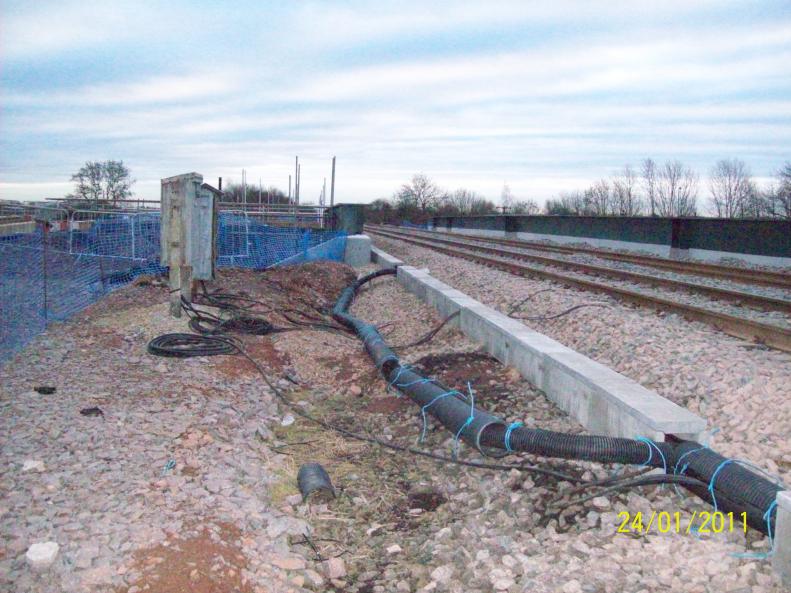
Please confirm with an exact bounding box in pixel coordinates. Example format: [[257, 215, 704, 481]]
[[655, 160, 698, 217], [546, 190, 588, 215], [764, 162, 791, 219], [642, 158, 657, 216], [611, 165, 642, 215], [443, 188, 496, 216], [69, 160, 134, 206], [708, 159, 755, 218], [395, 173, 444, 213], [586, 179, 611, 215], [509, 199, 540, 215]]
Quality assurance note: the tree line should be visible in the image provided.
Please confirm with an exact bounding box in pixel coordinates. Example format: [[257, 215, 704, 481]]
[[366, 174, 540, 224], [368, 160, 791, 224]]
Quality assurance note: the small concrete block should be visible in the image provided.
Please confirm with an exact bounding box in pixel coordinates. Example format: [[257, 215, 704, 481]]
[[26, 541, 59, 572], [344, 234, 371, 267], [773, 491, 791, 585]]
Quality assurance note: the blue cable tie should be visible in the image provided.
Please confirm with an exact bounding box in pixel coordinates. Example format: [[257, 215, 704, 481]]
[[504, 422, 524, 453], [707, 459, 734, 514], [635, 436, 654, 468], [451, 383, 476, 458], [162, 459, 176, 476], [388, 364, 411, 389], [764, 500, 778, 554], [420, 390, 462, 442], [672, 446, 709, 496], [636, 437, 668, 490]]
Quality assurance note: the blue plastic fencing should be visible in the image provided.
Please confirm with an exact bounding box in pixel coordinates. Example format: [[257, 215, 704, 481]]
[[0, 211, 346, 363]]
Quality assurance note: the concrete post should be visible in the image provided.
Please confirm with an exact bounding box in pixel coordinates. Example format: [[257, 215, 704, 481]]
[[161, 172, 216, 317], [773, 491, 791, 585]]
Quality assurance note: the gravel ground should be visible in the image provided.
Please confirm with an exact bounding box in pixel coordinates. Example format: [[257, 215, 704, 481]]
[[1, 261, 788, 592], [402, 228, 791, 303], [370, 235, 791, 487], [430, 228, 791, 274], [373, 229, 791, 330]]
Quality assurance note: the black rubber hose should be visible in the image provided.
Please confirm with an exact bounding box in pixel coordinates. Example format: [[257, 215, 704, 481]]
[[333, 268, 782, 535]]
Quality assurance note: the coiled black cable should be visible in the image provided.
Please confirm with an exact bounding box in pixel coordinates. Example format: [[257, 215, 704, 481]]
[[146, 333, 241, 357]]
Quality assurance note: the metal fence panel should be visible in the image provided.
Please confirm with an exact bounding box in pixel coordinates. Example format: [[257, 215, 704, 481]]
[[0, 209, 346, 363]]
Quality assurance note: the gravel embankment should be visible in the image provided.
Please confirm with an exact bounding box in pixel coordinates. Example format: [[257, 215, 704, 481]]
[[373, 229, 791, 329], [371, 234, 791, 488], [1, 261, 788, 592]]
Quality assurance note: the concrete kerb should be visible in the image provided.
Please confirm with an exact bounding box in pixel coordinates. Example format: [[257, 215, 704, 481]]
[[773, 491, 791, 586], [371, 246, 403, 269], [372, 254, 707, 442]]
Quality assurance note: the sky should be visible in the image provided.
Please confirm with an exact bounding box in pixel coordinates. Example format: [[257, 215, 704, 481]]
[[1, 0, 790, 206]]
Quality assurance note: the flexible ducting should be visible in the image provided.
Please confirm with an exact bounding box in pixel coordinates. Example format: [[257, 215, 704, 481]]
[[333, 268, 782, 535]]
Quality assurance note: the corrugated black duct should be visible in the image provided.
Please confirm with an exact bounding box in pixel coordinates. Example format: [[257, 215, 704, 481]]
[[333, 268, 781, 535]]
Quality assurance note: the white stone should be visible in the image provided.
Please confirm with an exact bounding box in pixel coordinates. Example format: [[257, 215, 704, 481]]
[[386, 544, 402, 555], [26, 541, 59, 571], [430, 564, 454, 584], [22, 459, 45, 472], [280, 414, 295, 426], [323, 557, 346, 579]]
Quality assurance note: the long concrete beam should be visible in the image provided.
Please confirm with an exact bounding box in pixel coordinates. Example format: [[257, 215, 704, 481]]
[[390, 263, 708, 442]]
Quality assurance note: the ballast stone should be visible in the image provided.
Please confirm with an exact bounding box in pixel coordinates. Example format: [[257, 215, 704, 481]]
[[26, 541, 59, 572], [22, 459, 45, 472]]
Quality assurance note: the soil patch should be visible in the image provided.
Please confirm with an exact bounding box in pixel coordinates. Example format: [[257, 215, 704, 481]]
[[411, 351, 516, 405], [117, 522, 252, 593]]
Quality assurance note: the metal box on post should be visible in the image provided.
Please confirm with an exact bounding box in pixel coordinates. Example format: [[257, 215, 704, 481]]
[[328, 203, 365, 234], [160, 172, 217, 316]]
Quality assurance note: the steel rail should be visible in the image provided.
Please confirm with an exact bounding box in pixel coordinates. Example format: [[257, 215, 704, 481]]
[[367, 227, 791, 354], [366, 227, 791, 314], [379, 225, 791, 289]]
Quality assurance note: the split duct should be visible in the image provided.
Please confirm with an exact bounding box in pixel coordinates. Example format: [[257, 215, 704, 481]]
[[332, 268, 781, 536]]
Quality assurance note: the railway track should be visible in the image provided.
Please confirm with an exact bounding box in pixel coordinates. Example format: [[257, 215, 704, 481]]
[[366, 226, 791, 354], [388, 226, 791, 289]]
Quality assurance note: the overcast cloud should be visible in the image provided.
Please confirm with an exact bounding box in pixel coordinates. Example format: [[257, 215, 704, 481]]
[[1, 0, 789, 204]]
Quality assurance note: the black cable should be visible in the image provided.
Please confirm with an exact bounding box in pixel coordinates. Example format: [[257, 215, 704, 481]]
[[146, 333, 241, 357], [507, 288, 553, 315], [511, 303, 609, 321], [391, 311, 460, 350], [546, 474, 709, 511]]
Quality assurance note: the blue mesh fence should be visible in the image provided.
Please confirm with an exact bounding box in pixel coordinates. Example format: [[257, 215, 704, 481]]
[[1, 210, 346, 363]]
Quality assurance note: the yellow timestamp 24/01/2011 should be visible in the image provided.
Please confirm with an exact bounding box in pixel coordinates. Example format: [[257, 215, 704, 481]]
[[616, 510, 748, 535]]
